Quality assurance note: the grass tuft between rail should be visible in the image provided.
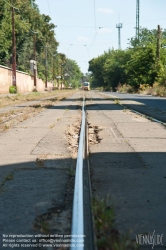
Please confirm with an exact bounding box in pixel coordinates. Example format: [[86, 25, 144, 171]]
[[92, 196, 139, 250]]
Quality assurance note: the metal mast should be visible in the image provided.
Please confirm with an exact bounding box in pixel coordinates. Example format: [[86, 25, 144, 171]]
[[12, 7, 16, 86], [136, 0, 140, 40], [116, 23, 123, 50]]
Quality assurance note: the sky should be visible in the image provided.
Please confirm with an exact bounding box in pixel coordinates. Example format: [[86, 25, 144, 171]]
[[35, 0, 166, 75]]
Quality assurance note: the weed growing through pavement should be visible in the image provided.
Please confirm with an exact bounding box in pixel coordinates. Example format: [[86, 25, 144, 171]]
[[50, 123, 55, 129], [10, 110, 16, 115], [31, 104, 41, 109], [0, 91, 68, 109], [34, 216, 50, 234], [0, 172, 15, 188], [49, 97, 57, 102], [114, 99, 120, 104], [3, 124, 9, 131], [5, 173, 14, 181], [67, 168, 75, 177], [60, 97, 67, 101], [22, 115, 29, 121], [36, 158, 45, 168], [92, 196, 139, 250], [39, 221, 50, 234]]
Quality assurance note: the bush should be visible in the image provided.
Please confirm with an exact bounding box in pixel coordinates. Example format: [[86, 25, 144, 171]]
[[116, 83, 136, 93], [138, 84, 153, 95], [104, 86, 112, 91], [152, 82, 166, 97], [138, 82, 166, 96], [9, 86, 17, 94]]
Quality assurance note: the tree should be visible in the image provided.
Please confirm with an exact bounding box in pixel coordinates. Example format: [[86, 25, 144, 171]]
[[63, 58, 82, 89], [0, 0, 58, 80], [89, 26, 166, 91]]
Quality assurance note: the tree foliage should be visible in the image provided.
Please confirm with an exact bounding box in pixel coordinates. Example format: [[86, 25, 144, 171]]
[[89, 27, 166, 91], [62, 58, 82, 89], [0, 0, 82, 85]]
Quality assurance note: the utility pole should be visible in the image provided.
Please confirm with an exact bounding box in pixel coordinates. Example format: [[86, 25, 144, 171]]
[[12, 7, 16, 86], [156, 25, 161, 61], [61, 64, 63, 89], [116, 23, 123, 50], [31, 1, 37, 89], [33, 34, 37, 88], [136, 0, 140, 41], [52, 53, 56, 83], [52, 55, 55, 84], [45, 46, 48, 89], [57, 57, 60, 89]]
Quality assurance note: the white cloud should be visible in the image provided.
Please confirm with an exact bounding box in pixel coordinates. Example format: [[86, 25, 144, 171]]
[[77, 36, 91, 41], [98, 28, 112, 34], [97, 7, 113, 14]]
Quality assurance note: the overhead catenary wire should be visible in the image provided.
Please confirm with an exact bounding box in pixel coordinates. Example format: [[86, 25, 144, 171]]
[[88, 31, 98, 50], [55, 16, 166, 30]]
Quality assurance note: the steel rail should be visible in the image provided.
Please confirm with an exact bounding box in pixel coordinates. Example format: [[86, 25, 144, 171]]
[[105, 93, 166, 127], [122, 104, 166, 126], [71, 98, 85, 250]]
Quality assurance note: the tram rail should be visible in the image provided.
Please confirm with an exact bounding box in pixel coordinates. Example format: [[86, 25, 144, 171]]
[[70, 96, 95, 250], [103, 93, 166, 127]]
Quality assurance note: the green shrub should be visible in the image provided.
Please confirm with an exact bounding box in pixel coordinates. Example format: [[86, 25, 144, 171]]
[[116, 83, 136, 93], [9, 86, 17, 94]]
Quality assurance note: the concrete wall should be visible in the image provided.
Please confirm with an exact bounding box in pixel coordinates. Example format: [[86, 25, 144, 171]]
[[0, 65, 54, 94]]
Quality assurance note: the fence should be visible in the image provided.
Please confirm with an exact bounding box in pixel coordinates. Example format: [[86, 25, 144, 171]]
[[0, 65, 55, 94]]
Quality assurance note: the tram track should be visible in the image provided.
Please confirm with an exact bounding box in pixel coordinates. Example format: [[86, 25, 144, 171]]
[[70, 96, 95, 250]]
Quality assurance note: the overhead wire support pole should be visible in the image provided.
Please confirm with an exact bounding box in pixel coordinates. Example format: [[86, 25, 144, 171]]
[[52, 55, 54, 83], [136, 0, 140, 41], [12, 6, 17, 87], [30, 1, 38, 89], [7, 0, 38, 89], [116, 23, 123, 50], [33, 34, 37, 88], [156, 25, 161, 61], [45, 46, 49, 89], [52, 53, 56, 83]]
